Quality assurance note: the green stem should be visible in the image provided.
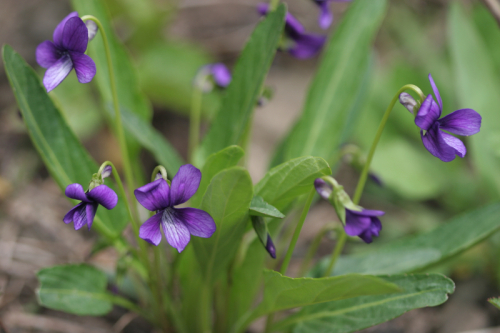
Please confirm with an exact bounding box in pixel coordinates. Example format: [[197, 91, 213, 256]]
[[352, 84, 425, 204], [322, 229, 346, 277], [298, 223, 335, 277], [264, 189, 316, 333], [280, 188, 316, 275], [108, 294, 156, 323], [189, 87, 203, 163], [269, 0, 280, 10], [151, 165, 168, 182], [81, 16, 137, 214]]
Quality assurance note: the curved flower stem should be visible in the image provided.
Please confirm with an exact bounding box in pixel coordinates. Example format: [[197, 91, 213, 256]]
[[188, 87, 203, 163], [264, 188, 316, 333], [151, 165, 168, 182], [81, 16, 137, 216], [352, 84, 425, 204]]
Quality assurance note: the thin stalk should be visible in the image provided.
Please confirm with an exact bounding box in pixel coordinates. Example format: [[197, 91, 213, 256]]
[[108, 294, 156, 323], [188, 87, 203, 163], [81, 16, 137, 216], [352, 84, 425, 204], [269, 0, 280, 10], [298, 223, 335, 277], [265, 188, 316, 333], [322, 229, 346, 277]]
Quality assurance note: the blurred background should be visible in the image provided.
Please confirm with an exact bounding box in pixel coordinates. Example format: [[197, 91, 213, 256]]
[[2, 0, 500, 332]]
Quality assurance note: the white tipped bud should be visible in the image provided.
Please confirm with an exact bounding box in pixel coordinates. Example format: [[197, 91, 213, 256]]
[[399, 92, 417, 114], [86, 20, 98, 41]]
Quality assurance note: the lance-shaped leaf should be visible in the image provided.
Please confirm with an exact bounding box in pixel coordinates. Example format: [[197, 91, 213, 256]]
[[194, 4, 286, 165], [250, 196, 285, 218], [190, 145, 244, 208], [37, 264, 112, 316], [449, 2, 500, 198], [191, 167, 253, 282], [273, 274, 454, 333], [2, 45, 128, 237], [245, 270, 400, 324], [272, 0, 387, 165], [313, 203, 500, 276], [489, 297, 500, 310], [255, 156, 331, 211]]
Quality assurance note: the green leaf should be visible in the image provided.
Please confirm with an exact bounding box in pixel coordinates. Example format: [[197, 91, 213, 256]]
[[249, 196, 285, 218], [106, 106, 184, 175], [273, 0, 387, 165], [37, 264, 112, 316], [489, 297, 500, 310], [71, 0, 152, 121], [192, 167, 253, 282], [448, 2, 500, 198], [254, 156, 331, 211], [190, 145, 245, 208], [273, 274, 454, 333], [250, 270, 401, 320], [314, 203, 500, 276], [194, 4, 286, 165], [2, 45, 128, 237]]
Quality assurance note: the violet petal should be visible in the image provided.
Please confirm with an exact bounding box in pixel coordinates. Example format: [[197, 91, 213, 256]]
[[289, 33, 326, 59], [438, 108, 482, 136], [173, 207, 216, 238], [266, 234, 277, 259], [170, 164, 201, 206], [61, 17, 88, 53], [63, 202, 84, 224], [356, 208, 385, 217], [70, 51, 96, 84], [36, 41, 61, 69], [53, 12, 79, 48], [139, 212, 163, 246], [420, 126, 456, 162], [87, 185, 118, 210], [86, 202, 98, 230], [101, 165, 113, 179], [72, 203, 89, 230], [211, 63, 232, 87], [65, 183, 90, 202], [318, 2, 333, 29], [161, 208, 191, 253], [415, 95, 441, 131], [441, 131, 466, 158], [344, 209, 372, 237], [428, 73, 443, 111], [43, 54, 73, 92], [134, 178, 171, 211]]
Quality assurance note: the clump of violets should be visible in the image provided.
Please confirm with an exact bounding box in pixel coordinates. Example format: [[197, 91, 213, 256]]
[[194, 63, 232, 93], [257, 3, 326, 59], [63, 165, 117, 230], [36, 12, 96, 92], [312, 0, 352, 29], [400, 74, 482, 162], [135, 164, 216, 252], [315, 177, 383, 243]]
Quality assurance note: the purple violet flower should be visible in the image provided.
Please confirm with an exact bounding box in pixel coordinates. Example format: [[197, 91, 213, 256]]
[[63, 183, 118, 230], [414, 74, 482, 162], [195, 63, 232, 92], [312, 0, 352, 29], [135, 164, 216, 253], [314, 178, 383, 244], [36, 12, 96, 92], [257, 3, 326, 59]]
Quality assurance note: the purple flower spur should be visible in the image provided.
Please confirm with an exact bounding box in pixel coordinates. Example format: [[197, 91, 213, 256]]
[[135, 164, 216, 253], [36, 12, 96, 92], [257, 3, 326, 59], [312, 0, 352, 29], [63, 183, 118, 230], [314, 178, 383, 244], [414, 74, 482, 162]]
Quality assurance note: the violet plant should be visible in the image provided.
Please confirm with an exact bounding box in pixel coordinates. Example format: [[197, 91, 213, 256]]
[[3, 0, 498, 332]]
